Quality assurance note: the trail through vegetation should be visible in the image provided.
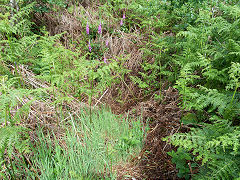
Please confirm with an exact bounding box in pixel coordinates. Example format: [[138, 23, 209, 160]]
[[0, 0, 240, 179]]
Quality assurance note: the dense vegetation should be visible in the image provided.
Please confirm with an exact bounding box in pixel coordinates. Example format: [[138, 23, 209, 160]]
[[0, 0, 240, 179]]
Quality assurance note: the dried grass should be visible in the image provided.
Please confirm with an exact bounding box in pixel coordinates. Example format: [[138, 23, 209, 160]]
[[128, 87, 184, 179], [113, 162, 141, 180], [8, 64, 88, 141], [103, 30, 144, 70]]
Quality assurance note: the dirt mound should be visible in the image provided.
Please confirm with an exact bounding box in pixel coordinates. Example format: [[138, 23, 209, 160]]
[[129, 87, 184, 179]]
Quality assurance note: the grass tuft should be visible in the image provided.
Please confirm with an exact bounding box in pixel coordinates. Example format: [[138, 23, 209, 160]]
[[32, 107, 147, 179]]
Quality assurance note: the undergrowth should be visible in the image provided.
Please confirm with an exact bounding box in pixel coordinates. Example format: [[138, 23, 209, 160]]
[[0, 0, 240, 179], [32, 108, 146, 179]]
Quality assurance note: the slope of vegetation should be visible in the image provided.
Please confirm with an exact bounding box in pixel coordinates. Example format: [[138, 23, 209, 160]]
[[0, 0, 240, 179]]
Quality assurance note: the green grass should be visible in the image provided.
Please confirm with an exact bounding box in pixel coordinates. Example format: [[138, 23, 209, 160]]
[[31, 107, 147, 179]]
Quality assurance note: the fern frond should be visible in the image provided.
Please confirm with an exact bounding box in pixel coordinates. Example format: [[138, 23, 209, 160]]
[[0, 126, 30, 157], [193, 155, 240, 180], [165, 118, 240, 164], [227, 62, 240, 90]]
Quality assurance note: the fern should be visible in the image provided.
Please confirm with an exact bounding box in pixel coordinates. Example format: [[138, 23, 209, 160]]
[[194, 156, 240, 180], [163, 2, 240, 179], [186, 86, 233, 115], [0, 126, 30, 178], [0, 76, 32, 125], [0, 2, 34, 37], [0, 126, 30, 157], [164, 117, 240, 179], [227, 62, 240, 90]]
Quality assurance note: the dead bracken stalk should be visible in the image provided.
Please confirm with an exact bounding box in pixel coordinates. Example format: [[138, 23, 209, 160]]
[[94, 88, 108, 107]]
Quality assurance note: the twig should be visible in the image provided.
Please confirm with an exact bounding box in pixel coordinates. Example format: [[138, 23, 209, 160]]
[[94, 89, 108, 107], [69, 112, 80, 142], [188, 162, 193, 177]]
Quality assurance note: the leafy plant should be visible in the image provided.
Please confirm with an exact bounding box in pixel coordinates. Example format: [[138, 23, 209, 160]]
[[161, 1, 240, 179], [0, 76, 32, 125], [164, 117, 240, 179], [0, 126, 31, 179], [168, 148, 192, 179]]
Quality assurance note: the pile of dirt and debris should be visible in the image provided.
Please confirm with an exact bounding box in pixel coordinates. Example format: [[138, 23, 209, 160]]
[[127, 87, 185, 179]]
